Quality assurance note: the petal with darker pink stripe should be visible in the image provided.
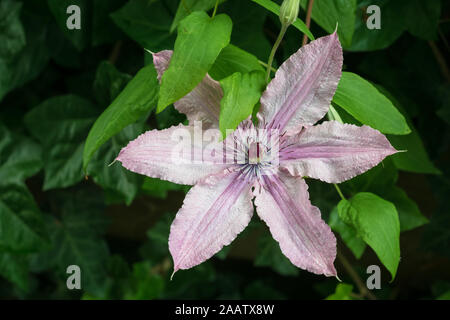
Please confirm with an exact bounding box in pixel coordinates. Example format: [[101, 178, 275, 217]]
[[280, 121, 398, 183], [258, 32, 342, 133], [254, 171, 337, 276], [169, 170, 254, 272], [116, 124, 230, 185]]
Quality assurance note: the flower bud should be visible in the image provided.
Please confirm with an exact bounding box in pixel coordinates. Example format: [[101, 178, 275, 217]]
[[279, 0, 300, 27]]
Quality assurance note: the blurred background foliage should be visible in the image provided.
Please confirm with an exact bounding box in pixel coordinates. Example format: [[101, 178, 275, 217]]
[[0, 0, 449, 300]]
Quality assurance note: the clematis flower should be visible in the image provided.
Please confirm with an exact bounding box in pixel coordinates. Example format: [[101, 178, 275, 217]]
[[116, 32, 397, 278]]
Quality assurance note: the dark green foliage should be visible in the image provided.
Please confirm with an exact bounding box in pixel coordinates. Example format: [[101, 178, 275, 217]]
[[0, 0, 448, 301]]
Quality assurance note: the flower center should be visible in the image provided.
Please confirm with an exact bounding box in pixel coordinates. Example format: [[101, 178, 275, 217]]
[[248, 141, 263, 164], [228, 120, 281, 181]]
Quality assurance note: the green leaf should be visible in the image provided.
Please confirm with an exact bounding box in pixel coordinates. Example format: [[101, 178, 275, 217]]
[[243, 281, 285, 299], [338, 192, 400, 280], [375, 85, 441, 175], [383, 187, 429, 232], [325, 283, 354, 300], [45, 227, 109, 295], [403, 0, 441, 40], [147, 214, 172, 248], [343, 159, 398, 194], [0, 0, 26, 60], [56, 187, 111, 233], [164, 263, 217, 298], [93, 61, 132, 107], [342, 159, 428, 233], [437, 290, 450, 300], [333, 72, 411, 135], [142, 177, 187, 199], [422, 182, 450, 258], [155, 105, 188, 129], [83, 64, 159, 171], [329, 207, 366, 260], [347, 0, 405, 51], [437, 105, 450, 125], [0, 183, 48, 253], [254, 232, 299, 276], [388, 130, 441, 175], [140, 213, 174, 264], [250, 0, 314, 41], [110, 0, 175, 51], [436, 85, 450, 125], [222, 0, 271, 61], [0, 123, 42, 185], [124, 261, 164, 300], [47, 0, 90, 51], [170, 0, 227, 32], [91, 0, 124, 46], [82, 256, 131, 300], [215, 244, 232, 260], [47, 23, 81, 69], [25, 95, 98, 190], [87, 123, 145, 206], [0, 2, 50, 102], [209, 44, 264, 80], [219, 71, 265, 137], [300, 0, 356, 48], [157, 11, 232, 112], [30, 196, 110, 296], [0, 252, 29, 291]]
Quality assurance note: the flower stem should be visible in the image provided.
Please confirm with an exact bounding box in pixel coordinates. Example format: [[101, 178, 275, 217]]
[[258, 59, 277, 73], [265, 24, 288, 83], [302, 0, 314, 46], [327, 104, 343, 123], [327, 107, 347, 201], [334, 184, 346, 201], [428, 40, 450, 82], [211, 0, 219, 18], [108, 41, 122, 65], [337, 250, 377, 300]]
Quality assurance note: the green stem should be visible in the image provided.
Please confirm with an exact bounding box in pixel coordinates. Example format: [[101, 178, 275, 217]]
[[327, 104, 343, 123], [326, 106, 347, 201], [258, 60, 277, 73], [334, 184, 346, 201], [265, 24, 288, 83], [211, 0, 219, 18]]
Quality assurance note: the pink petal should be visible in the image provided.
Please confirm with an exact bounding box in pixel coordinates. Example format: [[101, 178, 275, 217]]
[[258, 32, 342, 132], [254, 171, 337, 276], [116, 124, 230, 185], [280, 121, 398, 183], [153, 51, 222, 129], [169, 169, 254, 272], [152, 50, 172, 82]]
